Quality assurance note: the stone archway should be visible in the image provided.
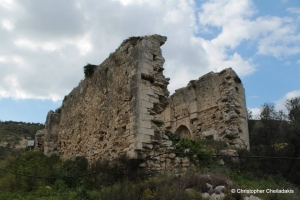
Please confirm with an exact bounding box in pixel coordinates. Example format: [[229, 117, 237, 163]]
[[174, 125, 191, 139]]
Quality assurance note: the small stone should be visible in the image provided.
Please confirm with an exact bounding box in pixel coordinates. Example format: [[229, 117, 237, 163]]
[[219, 159, 225, 166], [162, 134, 169, 140], [167, 147, 174, 151], [146, 160, 154, 167], [249, 195, 262, 200], [168, 153, 176, 159], [201, 192, 210, 199], [182, 163, 190, 167], [174, 157, 180, 164], [210, 193, 222, 200], [206, 183, 213, 195], [154, 164, 160, 168], [139, 162, 147, 168], [214, 185, 226, 194], [45, 186, 51, 189], [160, 157, 165, 162], [161, 140, 172, 147], [166, 158, 171, 165], [181, 157, 189, 163]]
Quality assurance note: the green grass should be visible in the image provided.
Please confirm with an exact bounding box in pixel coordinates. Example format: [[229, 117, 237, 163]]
[[0, 127, 299, 199]]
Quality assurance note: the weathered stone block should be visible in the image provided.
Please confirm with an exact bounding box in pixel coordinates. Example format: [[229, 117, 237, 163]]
[[142, 62, 153, 71], [138, 128, 154, 137], [141, 100, 153, 109]]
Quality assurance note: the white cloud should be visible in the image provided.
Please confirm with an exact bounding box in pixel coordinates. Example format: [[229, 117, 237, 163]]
[[1, 0, 205, 99], [68, 34, 93, 56], [14, 35, 94, 54], [41, 42, 58, 52], [14, 39, 37, 50], [198, 0, 300, 59], [248, 107, 260, 119], [275, 90, 300, 111], [0, 0, 299, 101], [198, 0, 255, 27], [1, 19, 14, 31], [0, 56, 6, 62], [256, 17, 300, 58], [0, 0, 19, 11], [287, 7, 300, 15]]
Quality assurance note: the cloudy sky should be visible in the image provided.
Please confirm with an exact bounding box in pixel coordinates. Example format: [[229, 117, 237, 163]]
[[0, 0, 299, 123]]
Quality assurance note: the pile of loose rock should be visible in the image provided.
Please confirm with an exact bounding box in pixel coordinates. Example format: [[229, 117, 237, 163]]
[[185, 182, 263, 200], [199, 183, 226, 199], [138, 137, 191, 175]]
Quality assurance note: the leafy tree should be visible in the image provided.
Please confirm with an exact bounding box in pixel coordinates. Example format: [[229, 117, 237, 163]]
[[243, 97, 300, 185], [250, 103, 285, 156], [282, 97, 300, 183]]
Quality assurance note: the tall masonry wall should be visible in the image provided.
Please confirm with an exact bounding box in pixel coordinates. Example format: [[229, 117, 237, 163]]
[[43, 35, 172, 164], [160, 69, 249, 149], [38, 34, 249, 168]]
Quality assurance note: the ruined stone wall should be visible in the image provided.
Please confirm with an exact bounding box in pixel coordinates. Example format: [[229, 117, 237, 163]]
[[44, 111, 60, 156], [35, 129, 45, 151], [161, 68, 249, 149], [39, 35, 173, 164], [36, 34, 249, 171]]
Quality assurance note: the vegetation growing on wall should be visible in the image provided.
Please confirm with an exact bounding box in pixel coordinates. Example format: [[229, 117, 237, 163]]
[[121, 36, 142, 47], [165, 131, 215, 166], [84, 64, 98, 78]]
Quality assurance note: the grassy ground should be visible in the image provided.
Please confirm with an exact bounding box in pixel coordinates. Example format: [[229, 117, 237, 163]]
[[0, 151, 299, 200], [0, 130, 299, 200]]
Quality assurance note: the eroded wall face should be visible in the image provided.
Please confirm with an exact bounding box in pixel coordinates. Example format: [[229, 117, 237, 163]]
[[55, 35, 172, 164], [135, 36, 170, 152], [44, 111, 60, 156], [57, 40, 142, 163], [161, 68, 249, 149], [38, 34, 249, 171]]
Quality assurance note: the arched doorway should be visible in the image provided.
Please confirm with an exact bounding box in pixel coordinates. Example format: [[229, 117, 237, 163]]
[[174, 125, 191, 139]]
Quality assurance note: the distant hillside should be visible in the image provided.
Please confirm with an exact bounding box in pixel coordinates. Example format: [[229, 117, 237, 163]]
[[0, 120, 44, 148]]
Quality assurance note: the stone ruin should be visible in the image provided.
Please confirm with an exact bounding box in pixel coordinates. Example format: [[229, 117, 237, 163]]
[[35, 34, 249, 173]]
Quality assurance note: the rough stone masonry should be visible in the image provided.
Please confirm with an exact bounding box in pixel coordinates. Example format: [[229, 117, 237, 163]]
[[36, 34, 249, 172]]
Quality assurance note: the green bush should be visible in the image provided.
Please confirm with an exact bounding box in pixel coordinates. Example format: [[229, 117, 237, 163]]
[[88, 154, 147, 188], [84, 64, 97, 78], [165, 131, 216, 166]]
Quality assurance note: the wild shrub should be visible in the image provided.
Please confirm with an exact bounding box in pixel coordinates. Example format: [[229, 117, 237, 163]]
[[246, 98, 300, 186], [88, 155, 147, 188], [121, 36, 142, 47], [200, 140, 228, 154], [59, 156, 89, 188], [84, 63, 97, 78], [165, 131, 216, 166]]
